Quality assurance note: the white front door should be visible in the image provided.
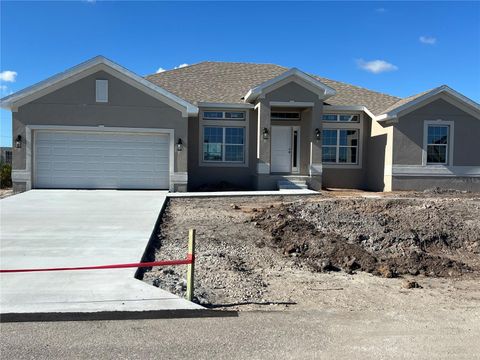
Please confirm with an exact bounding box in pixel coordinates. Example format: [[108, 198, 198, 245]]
[[271, 126, 292, 173]]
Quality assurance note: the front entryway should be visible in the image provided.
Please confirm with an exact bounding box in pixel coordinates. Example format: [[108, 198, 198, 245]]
[[271, 126, 300, 173]]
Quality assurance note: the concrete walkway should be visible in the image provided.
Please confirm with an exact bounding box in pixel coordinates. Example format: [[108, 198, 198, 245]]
[[168, 189, 318, 198], [0, 190, 202, 315]]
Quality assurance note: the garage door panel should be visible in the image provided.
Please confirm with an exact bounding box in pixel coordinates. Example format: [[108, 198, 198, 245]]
[[35, 131, 170, 189]]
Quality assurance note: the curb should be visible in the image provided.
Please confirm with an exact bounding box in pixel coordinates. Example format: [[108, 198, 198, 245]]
[[0, 309, 238, 323]]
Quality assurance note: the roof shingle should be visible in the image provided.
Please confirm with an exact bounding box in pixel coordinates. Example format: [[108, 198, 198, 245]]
[[146, 61, 402, 115]]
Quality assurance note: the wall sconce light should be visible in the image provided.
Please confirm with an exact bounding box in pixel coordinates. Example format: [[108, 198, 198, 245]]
[[15, 135, 22, 149], [315, 128, 321, 141], [176, 138, 183, 151], [262, 128, 269, 140]]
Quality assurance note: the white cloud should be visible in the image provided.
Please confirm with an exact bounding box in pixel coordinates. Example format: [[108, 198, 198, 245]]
[[375, 8, 387, 13], [356, 59, 398, 74], [174, 63, 189, 69], [419, 36, 437, 45], [0, 70, 18, 82], [156, 63, 189, 73]]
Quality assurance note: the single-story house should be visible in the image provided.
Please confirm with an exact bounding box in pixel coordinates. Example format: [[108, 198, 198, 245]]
[[1, 56, 479, 193]]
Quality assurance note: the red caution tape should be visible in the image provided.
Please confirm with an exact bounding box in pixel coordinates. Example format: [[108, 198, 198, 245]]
[[0, 255, 194, 273]]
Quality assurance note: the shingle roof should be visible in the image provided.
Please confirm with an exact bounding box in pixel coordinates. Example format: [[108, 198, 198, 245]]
[[146, 61, 402, 115], [379, 87, 437, 115]]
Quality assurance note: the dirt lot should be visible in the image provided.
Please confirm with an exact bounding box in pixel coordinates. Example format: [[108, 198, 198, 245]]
[[142, 191, 480, 313], [0, 188, 13, 199]]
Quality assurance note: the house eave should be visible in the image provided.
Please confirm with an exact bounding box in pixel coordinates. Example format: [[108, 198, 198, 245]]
[[0, 55, 199, 117]]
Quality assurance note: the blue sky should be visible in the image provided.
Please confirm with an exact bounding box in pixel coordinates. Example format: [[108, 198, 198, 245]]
[[1, 1, 479, 146]]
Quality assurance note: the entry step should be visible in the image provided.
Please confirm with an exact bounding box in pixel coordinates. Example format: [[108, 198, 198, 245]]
[[277, 180, 308, 190]]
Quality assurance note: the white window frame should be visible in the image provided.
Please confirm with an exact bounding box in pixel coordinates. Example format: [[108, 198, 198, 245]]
[[95, 79, 108, 103], [322, 128, 360, 166], [321, 112, 363, 169], [202, 110, 246, 121], [321, 113, 360, 123], [422, 120, 454, 166], [199, 108, 249, 167], [202, 126, 245, 163]]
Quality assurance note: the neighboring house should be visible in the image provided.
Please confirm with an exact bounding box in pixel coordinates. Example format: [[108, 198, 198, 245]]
[[0, 147, 13, 165], [1, 56, 479, 193]]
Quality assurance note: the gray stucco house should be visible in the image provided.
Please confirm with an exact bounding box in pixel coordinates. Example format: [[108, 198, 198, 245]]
[[1, 56, 479, 193]]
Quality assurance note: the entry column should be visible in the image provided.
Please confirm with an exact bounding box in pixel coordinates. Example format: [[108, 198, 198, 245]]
[[256, 99, 271, 174]]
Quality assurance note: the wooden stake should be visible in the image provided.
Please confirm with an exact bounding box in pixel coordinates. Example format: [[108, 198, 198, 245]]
[[186, 229, 196, 302]]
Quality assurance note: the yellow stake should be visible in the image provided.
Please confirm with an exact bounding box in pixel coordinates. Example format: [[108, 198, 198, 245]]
[[186, 228, 196, 302]]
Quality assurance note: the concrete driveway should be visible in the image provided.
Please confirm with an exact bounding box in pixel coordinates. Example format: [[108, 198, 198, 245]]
[[0, 190, 201, 315]]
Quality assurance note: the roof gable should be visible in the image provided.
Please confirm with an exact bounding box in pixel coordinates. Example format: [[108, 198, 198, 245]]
[[244, 68, 336, 103], [377, 85, 480, 122], [1, 56, 198, 116]]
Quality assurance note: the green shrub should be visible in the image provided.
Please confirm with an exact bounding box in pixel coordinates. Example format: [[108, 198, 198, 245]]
[[1, 163, 12, 188]]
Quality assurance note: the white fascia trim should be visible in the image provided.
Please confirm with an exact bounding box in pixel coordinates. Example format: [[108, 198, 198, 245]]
[[376, 85, 480, 123], [392, 165, 480, 177], [270, 101, 315, 108], [323, 105, 376, 120], [0, 55, 199, 117], [244, 68, 337, 103], [197, 102, 254, 109]]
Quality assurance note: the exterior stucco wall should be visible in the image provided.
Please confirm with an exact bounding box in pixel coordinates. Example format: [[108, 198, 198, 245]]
[[322, 112, 371, 190], [366, 117, 391, 191], [12, 70, 188, 191], [188, 108, 257, 190], [191, 81, 324, 190], [391, 98, 480, 191], [393, 98, 480, 166], [392, 177, 480, 192], [258, 81, 323, 189]]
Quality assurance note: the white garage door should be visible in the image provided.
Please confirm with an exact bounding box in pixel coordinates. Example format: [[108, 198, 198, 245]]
[[34, 131, 170, 189]]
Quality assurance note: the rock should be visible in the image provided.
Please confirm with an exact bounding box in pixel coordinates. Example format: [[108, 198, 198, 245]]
[[402, 280, 422, 289], [318, 259, 340, 272], [378, 264, 395, 278], [230, 204, 240, 210]]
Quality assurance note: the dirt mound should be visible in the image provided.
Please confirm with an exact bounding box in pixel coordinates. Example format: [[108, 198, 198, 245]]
[[253, 198, 480, 277]]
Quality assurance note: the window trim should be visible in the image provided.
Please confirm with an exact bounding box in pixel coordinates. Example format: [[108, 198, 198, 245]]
[[321, 112, 363, 169], [199, 108, 249, 168], [321, 128, 360, 166], [95, 79, 108, 103], [422, 120, 454, 166], [202, 110, 246, 121], [270, 111, 301, 121], [202, 126, 246, 163], [321, 113, 360, 123]]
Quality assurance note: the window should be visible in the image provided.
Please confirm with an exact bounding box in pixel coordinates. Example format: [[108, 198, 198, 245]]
[[322, 129, 359, 164], [203, 127, 245, 162], [322, 114, 359, 122], [427, 125, 449, 164], [271, 112, 301, 120], [95, 79, 108, 103], [203, 111, 245, 120], [5, 150, 12, 164]]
